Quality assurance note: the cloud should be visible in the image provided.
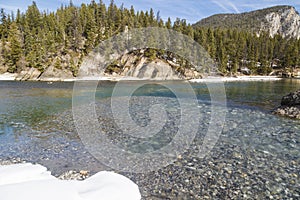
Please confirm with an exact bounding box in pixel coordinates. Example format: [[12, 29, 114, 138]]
[[227, 1, 240, 13], [212, 0, 232, 12], [212, 0, 240, 13]]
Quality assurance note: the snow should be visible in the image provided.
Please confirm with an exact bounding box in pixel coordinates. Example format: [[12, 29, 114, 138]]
[[190, 76, 282, 82], [0, 73, 17, 80], [0, 163, 141, 200], [0, 163, 55, 186]]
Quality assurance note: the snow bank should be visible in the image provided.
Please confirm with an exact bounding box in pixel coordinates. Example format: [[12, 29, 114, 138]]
[[0, 163, 141, 200], [0, 73, 17, 80], [190, 76, 282, 83]]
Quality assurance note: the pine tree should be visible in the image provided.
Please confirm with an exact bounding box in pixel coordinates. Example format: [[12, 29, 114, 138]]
[[173, 18, 182, 32], [0, 0, 299, 76], [165, 17, 172, 29], [0, 8, 10, 39], [206, 28, 216, 59], [216, 39, 227, 73], [5, 22, 22, 72]]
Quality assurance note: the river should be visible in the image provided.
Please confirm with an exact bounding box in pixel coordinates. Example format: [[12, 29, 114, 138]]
[[0, 79, 299, 198]]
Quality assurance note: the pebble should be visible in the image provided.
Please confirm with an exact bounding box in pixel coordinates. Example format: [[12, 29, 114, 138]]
[[58, 170, 90, 180]]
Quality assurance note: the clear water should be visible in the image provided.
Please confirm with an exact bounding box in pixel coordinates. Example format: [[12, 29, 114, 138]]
[[0, 80, 299, 174]]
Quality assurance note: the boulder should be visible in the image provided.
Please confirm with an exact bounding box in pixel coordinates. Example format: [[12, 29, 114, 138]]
[[274, 90, 300, 119], [281, 90, 300, 106]]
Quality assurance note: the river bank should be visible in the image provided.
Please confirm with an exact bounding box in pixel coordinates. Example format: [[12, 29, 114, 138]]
[[0, 72, 285, 82]]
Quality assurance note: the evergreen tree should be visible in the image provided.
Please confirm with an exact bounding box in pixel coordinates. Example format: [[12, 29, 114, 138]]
[[216, 39, 227, 73], [0, 1, 299, 76], [165, 17, 172, 29], [5, 22, 22, 72]]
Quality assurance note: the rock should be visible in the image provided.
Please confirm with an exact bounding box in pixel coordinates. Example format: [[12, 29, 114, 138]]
[[103, 50, 202, 80], [14, 65, 74, 81], [39, 65, 74, 81], [79, 170, 89, 176], [194, 6, 300, 39], [16, 68, 42, 81], [281, 90, 300, 106], [264, 7, 300, 39], [274, 90, 300, 119], [123, 58, 182, 80], [58, 170, 89, 180]]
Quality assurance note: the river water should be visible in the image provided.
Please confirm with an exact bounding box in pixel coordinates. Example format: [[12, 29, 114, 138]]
[[0, 79, 299, 198]]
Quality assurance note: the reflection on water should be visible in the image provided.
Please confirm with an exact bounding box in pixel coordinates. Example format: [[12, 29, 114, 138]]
[[224, 79, 300, 110]]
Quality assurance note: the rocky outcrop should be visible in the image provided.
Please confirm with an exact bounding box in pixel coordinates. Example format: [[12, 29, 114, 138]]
[[104, 50, 202, 80], [194, 5, 300, 39], [39, 65, 74, 80], [14, 66, 74, 81], [16, 68, 42, 81], [274, 90, 300, 119], [121, 58, 181, 80], [263, 7, 300, 39]]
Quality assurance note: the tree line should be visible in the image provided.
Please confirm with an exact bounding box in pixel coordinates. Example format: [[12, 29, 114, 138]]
[[0, 0, 299, 76]]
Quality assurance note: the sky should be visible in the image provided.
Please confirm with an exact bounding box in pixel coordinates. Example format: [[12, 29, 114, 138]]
[[1, 0, 300, 23]]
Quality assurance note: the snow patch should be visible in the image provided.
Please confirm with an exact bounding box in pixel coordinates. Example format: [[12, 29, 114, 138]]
[[0, 163, 141, 200]]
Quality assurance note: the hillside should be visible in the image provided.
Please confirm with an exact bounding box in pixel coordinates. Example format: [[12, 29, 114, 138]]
[[194, 5, 300, 39], [0, 2, 299, 79]]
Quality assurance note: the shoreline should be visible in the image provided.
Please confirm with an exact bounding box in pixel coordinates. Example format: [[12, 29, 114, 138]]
[[0, 72, 294, 82], [189, 76, 284, 82]]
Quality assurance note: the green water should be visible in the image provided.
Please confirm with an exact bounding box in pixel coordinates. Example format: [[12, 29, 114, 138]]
[[0, 79, 299, 173]]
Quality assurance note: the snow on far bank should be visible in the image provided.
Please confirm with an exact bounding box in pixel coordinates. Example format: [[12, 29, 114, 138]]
[[62, 75, 284, 82], [0, 163, 141, 200], [189, 76, 283, 83], [0, 72, 284, 82], [0, 73, 17, 80]]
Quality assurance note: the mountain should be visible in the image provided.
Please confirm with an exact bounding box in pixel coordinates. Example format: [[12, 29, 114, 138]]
[[193, 5, 300, 39]]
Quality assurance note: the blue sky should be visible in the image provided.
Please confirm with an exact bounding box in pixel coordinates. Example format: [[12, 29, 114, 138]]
[[1, 0, 300, 23]]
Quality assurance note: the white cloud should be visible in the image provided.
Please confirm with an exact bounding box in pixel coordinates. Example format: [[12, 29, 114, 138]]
[[212, 0, 232, 12], [211, 0, 241, 13], [227, 1, 240, 13]]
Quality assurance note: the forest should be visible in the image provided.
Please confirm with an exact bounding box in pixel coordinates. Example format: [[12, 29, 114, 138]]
[[0, 0, 299, 76]]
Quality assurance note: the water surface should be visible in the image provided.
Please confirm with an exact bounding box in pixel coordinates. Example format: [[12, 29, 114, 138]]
[[0, 79, 299, 175]]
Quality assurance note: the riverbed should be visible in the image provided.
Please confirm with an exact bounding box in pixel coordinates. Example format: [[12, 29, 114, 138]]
[[0, 79, 299, 199]]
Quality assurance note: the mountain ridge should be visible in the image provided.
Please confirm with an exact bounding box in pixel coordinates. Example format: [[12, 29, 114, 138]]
[[193, 5, 300, 39]]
